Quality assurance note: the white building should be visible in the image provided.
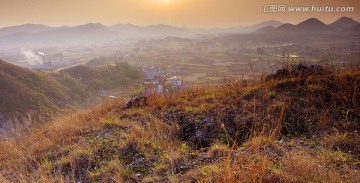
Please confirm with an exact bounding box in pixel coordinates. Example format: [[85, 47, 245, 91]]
[[168, 76, 182, 88]]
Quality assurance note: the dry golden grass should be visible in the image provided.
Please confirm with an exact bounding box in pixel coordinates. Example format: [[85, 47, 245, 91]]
[[196, 135, 359, 183], [0, 99, 126, 182], [0, 68, 359, 182]]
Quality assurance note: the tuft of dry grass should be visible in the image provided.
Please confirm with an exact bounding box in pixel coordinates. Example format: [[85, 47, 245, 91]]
[[281, 148, 359, 183]]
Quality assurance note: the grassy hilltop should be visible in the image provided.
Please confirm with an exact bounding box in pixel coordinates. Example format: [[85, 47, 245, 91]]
[[0, 65, 359, 182], [0, 60, 70, 120], [0, 60, 141, 137]]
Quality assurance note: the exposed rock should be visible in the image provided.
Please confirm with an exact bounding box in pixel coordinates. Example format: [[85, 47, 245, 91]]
[[291, 64, 308, 77], [291, 64, 325, 77], [123, 95, 147, 109], [266, 64, 324, 81], [275, 69, 291, 78], [265, 69, 290, 81], [181, 117, 216, 148], [309, 64, 324, 74], [265, 74, 275, 81]]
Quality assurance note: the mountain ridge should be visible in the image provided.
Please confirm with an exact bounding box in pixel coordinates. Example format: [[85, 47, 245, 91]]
[[0, 24, 56, 37], [253, 17, 360, 34], [0, 17, 358, 48], [329, 17, 359, 31]]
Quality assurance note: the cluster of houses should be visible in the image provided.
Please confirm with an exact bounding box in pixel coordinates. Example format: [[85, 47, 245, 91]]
[[142, 65, 186, 95]]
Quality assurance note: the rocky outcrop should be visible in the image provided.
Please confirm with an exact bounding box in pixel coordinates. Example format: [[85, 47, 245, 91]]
[[123, 95, 148, 109], [266, 64, 324, 81], [265, 69, 290, 81]]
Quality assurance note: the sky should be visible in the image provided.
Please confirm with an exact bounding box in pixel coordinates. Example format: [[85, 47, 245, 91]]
[[0, 0, 359, 28]]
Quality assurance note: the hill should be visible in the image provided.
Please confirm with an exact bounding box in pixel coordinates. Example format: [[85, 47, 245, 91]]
[[344, 23, 360, 35], [253, 26, 276, 34], [1, 65, 359, 182], [329, 17, 359, 31], [295, 18, 333, 33], [243, 20, 283, 33], [0, 60, 70, 137], [0, 24, 55, 37], [0, 60, 141, 138], [59, 62, 141, 91], [256, 18, 334, 34], [273, 23, 295, 32]]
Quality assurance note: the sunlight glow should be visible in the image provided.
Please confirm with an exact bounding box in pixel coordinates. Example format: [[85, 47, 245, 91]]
[[158, 0, 175, 3]]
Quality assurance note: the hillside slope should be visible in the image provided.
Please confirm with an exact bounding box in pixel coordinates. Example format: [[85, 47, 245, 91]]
[[0, 65, 359, 182], [59, 62, 141, 91], [0, 60, 142, 137], [344, 23, 360, 35], [0, 60, 71, 137], [329, 17, 359, 31]]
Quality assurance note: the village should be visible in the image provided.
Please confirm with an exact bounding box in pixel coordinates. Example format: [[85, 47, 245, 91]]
[[141, 65, 186, 95]]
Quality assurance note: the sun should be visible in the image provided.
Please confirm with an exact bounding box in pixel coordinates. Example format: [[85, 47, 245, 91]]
[[154, 0, 178, 7], [158, 0, 175, 3]]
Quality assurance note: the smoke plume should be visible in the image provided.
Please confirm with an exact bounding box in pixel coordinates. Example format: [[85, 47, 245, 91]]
[[20, 48, 42, 65]]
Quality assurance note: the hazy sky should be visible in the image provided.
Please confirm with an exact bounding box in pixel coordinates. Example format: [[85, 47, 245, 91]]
[[0, 0, 359, 28]]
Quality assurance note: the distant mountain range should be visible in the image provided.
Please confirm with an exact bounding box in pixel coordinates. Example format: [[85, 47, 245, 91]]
[[254, 17, 360, 35], [0, 24, 56, 37], [0, 17, 359, 48], [196, 20, 283, 34], [0, 20, 284, 48], [0, 23, 194, 48]]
